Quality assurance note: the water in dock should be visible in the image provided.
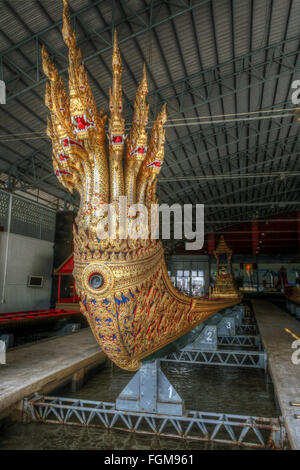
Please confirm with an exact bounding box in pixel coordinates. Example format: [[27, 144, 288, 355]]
[[0, 362, 279, 450]]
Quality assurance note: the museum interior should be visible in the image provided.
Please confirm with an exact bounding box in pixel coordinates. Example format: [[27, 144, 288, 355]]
[[0, 0, 300, 452]]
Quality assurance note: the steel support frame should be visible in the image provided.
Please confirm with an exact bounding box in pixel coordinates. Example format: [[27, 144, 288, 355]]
[[4, 109, 296, 209], [1, 18, 299, 202], [1, 4, 299, 209], [159, 125, 300, 223], [205, 213, 300, 231], [1, 0, 212, 102], [143, 34, 300, 119], [21, 320, 284, 449], [160, 121, 299, 201], [204, 199, 300, 233], [218, 335, 262, 349], [2, 18, 300, 113], [163, 97, 296, 164], [162, 348, 267, 369], [195, 175, 299, 208], [23, 393, 285, 448], [237, 324, 259, 335], [160, 133, 300, 184]]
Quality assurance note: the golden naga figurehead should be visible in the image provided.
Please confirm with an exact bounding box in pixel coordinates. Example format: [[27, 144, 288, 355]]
[[43, 0, 240, 371]]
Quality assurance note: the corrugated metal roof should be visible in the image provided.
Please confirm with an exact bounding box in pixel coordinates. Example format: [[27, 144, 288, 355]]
[[0, 0, 299, 227]]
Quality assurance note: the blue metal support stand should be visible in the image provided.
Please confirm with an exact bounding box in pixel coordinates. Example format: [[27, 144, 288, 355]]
[[0, 340, 6, 364], [23, 369, 286, 448], [20, 304, 285, 450], [116, 360, 184, 416], [185, 325, 218, 351], [161, 305, 266, 369]]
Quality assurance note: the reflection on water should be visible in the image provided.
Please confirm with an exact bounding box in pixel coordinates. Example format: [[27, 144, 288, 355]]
[[0, 362, 279, 450], [63, 362, 279, 417], [0, 421, 249, 450]]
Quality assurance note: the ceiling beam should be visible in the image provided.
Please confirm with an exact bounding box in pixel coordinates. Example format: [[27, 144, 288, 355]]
[[2, 0, 212, 102]]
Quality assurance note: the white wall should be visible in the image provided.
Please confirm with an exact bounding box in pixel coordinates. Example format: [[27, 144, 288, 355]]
[[0, 232, 54, 313]]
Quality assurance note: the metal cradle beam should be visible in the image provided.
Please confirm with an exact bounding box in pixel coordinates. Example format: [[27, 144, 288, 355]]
[[23, 394, 286, 448]]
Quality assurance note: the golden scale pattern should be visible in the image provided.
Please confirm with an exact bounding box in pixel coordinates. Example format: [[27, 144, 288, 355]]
[[43, 0, 241, 371]]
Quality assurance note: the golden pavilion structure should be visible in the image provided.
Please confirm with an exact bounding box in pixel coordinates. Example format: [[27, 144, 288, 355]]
[[211, 236, 241, 299], [42, 0, 240, 371]]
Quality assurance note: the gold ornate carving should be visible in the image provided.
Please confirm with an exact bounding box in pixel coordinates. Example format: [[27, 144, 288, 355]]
[[43, 1, 240, 371], [211, 236, 241, 299]]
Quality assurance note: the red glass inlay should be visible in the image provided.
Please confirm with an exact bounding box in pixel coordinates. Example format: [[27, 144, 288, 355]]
[[112, 135, 123, 143], [137, 146, 145, 153], [75, 115, 90, 130]]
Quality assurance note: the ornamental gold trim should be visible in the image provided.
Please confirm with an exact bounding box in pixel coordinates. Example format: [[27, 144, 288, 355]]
[[43, 0, 241, 371], [81, 262, 114, 298]]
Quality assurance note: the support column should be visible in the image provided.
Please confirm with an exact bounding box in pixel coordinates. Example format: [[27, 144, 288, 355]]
[[0, 340, 6, 364], [72, 279, 76, 303], [57, 275, 61, 303], [71, 368, 85, 392], [1, 192, 12, 304], [297, 212, 300, 252], [116, 360, 184, 416], [207, 233, 215, 254], [185, 324, 218, 350], [207, 234, 215, 294], [252, 221, 259, 255]]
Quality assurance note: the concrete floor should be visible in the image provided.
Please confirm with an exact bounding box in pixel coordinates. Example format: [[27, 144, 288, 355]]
[[252, 299, 300, 450], [0, 329, 106, 420]]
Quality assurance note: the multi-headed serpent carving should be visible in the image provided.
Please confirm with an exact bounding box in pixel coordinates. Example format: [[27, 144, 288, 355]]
[[43, 0, 240, 371]]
